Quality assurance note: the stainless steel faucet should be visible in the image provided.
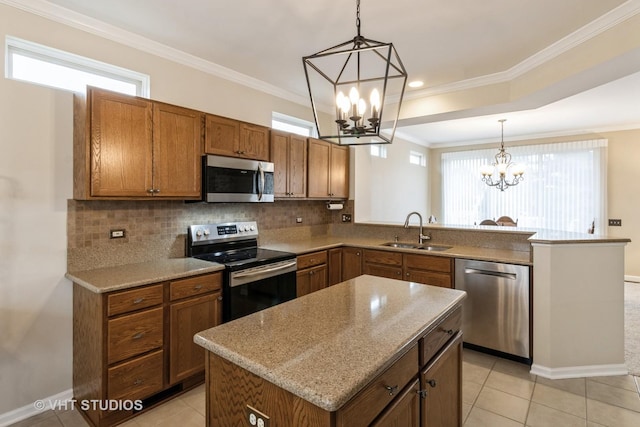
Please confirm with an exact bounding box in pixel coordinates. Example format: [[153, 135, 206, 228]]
[[404, 212, 431, 244]]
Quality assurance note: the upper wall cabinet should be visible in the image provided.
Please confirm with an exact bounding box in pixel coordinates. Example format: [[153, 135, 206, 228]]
[[73, 88, 203, 200], [204, 114, 270, 161], [270, 130, 307, 198], [307, 138, 349, 199]]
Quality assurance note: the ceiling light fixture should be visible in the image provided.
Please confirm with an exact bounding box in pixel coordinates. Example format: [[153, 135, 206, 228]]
[[481, 119, 525, 191], [408, 80, 424, 88], [302, 0, 407, 145]]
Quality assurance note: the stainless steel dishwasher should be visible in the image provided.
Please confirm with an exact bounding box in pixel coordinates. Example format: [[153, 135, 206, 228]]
[[455, 259, 531, 362]]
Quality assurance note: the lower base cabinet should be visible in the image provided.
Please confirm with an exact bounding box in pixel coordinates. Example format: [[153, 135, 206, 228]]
[[371, 379, 421, 427]]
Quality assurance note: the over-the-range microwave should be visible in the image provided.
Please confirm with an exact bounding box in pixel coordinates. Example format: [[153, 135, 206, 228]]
[[202, 155, 274, 203]]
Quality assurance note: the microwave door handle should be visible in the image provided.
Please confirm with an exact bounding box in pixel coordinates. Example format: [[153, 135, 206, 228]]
[[257, 163, 264, 201]]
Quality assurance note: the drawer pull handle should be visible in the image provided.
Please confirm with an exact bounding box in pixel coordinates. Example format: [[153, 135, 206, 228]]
[[194, 285, 203, 290], [132, 332, 145, 340], [443, 328, 454, 335], [133, 379, 144, 386], [427, 379, 437, 388], [384, 385, 399, 396], [133, 298, 145, 304], [418, 389, 428, 399]]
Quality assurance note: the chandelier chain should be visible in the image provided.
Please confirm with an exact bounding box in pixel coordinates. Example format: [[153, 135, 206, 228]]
[[356, 0, 361, 37]]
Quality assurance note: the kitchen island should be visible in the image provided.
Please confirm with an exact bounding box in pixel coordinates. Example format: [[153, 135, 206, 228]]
[[194, 274, 466, 427]]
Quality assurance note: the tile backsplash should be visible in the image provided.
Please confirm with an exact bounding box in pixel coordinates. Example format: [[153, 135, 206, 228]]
[[67, 199, 349, 271]]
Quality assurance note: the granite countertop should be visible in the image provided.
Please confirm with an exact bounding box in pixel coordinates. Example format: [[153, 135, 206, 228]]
[[262, 236, 533, 265], [66, 258, 224, 293], [194, 274, 466, 412]]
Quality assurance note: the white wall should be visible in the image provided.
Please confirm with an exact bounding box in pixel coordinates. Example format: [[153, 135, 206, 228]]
[[354, 139, 429, 224], [0, 3, 314, 418]]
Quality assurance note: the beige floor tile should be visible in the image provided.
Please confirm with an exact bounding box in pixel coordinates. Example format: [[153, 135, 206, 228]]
[[587, 375, 638, 393], [475, 386, 530, 423], [10, 414, 63, 427], [586, 380, 640, 412], [492, 359, 536, 382], [133, 397, 191, 426], [180, 392, 206, 417], [587, 422, 607, 427], [587, 399, 640, 426], [532, 383, 587, 418], [117, 418, 141, 427], [464, 349, 498, 369], [463, 380, 483, 404], [525, 402, 586, 427], [536, 376, 586, 396], [463, 402, 473, 423], [464, 361, 492, 385], [9, 410, 58, 427], [485, 370, 535, 400], [463, 406, 524, 427], [55, 409, 90, 427], [136, 408, 205, 427]]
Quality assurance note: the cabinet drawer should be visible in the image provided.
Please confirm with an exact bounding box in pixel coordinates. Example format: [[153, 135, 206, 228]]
[[337, 344, 418, 427], [107, 284, 163, 317], [421, 306, 462, 366], [404, 254, 452, 273], [297, 250, 327, 270], [406, 270, 452, 288], [108, 350, 163, 401], [364, 249, 403, 266], [107, 307, 163, 365], [169, 273, 222, 301]]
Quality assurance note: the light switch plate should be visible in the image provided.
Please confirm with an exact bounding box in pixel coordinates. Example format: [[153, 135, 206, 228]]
[[608, 219, 622, 226]]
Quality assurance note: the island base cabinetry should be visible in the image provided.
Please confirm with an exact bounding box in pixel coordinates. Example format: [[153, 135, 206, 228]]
[[203, 304, 462, 427]]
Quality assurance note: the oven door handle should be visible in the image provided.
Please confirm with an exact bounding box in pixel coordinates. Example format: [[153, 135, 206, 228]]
[[232, 260, 297, 280]]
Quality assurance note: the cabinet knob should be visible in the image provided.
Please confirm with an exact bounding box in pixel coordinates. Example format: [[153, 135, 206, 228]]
[[443, 328, 454, 335], [217, 296, 223, 301], [356, 252, 360, 256], [147, 189, 154, 194], [427, 379, 437, 388], [133, 379, 144, 386], [417, 389, 428, 399], [384, 385, 399, 396], [194, 284, 203, 290], [133, 298, 145, 304], [132, 332, 146, 340]]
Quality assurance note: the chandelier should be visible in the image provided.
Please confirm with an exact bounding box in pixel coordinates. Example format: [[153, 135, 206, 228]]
[[481, 119, 525, 191], [302, 0, 407, 145]]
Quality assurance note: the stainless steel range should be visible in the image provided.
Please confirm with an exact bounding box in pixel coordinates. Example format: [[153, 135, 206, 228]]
[[186, 221, 297, 322]]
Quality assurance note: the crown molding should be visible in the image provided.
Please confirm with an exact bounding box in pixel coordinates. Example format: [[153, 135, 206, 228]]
[[0, 0, 310, 106]]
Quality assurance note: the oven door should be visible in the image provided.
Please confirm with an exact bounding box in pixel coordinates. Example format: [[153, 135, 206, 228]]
[[225, 259, 297, 321], [203, 155, 274, 203]]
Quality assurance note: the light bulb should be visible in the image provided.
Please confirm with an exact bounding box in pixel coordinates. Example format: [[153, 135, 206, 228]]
[[370, 88, 380, 118], [358, 98, 366, 115], [349, 87, 360, 105]]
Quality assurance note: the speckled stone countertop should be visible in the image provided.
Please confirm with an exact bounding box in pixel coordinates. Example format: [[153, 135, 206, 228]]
[[66, 258, 224, 293], [262, 236, 534, 265], [194, 275, 465, 412]]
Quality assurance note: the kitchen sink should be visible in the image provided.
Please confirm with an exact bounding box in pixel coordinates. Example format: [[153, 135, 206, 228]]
[[381, 242, 452, 251]]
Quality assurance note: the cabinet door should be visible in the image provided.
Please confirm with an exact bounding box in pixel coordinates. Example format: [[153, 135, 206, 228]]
[[296, 265, 327, 297], [307, 138, 330, 197], [328, 248, 343, 286], [371, 379, 420, 427], [364, 263, 403, 280], [421, 333, 462, 427], [90, 89, 153, 197], [169, 292, 222, 384], [152, 103, 203, 198], [270, 130, 289, 197], [239, 123, 270, 161], [288, 134, 308, 197], [342, 247, 363, 281], [204, 114, 240, 156], [329, 144, 349, 198]]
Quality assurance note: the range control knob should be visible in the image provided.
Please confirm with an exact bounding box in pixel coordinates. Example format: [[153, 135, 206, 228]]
[[203, 228, 210, 236], [249, 225, 256, 231], [196, 229, 203, 237]]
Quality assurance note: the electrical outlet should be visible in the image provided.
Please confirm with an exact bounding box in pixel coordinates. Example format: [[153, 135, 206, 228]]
[[608, 219, 622, 226], [341, 214, 352, 222], [296, 217, 303, 223], [246, 405, 270, 427], [110, 229, 126, 239]]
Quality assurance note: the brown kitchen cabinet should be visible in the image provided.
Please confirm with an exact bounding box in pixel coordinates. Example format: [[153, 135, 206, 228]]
[[72, 272, 222, 427], [73, 87, 203, 200], [370, 379, 421, 427], [328, 248, 343, 285], [270, 130, 307, 198], [204, 114, 270, 161], [296, 250, 328, 297], [362, 249, 454, 288], [307, 138, 349, 199], [341, 246, 363, 281]]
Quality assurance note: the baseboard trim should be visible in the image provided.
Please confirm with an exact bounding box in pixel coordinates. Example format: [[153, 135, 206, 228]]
[[625, 275, 640, 283], [531, 363, 628, 379], [0, 388, 73, 427]]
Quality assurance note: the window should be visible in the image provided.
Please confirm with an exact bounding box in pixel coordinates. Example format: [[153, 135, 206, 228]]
[[441, 139, 607, 233], [370, 145, 387, 158], [410, 150, 426, 166], [5, 36, 149, 96], [271, 112, 317, 137]]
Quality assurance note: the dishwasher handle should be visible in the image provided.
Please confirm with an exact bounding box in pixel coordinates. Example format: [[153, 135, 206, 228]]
[[464, 268, 517, 280]]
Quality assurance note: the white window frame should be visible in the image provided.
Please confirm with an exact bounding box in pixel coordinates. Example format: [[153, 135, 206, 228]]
[[409, 150, 426, 167], [272, 112, 318, 138], [370, 145, 387, 158], [5, 36, 150, 97]]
